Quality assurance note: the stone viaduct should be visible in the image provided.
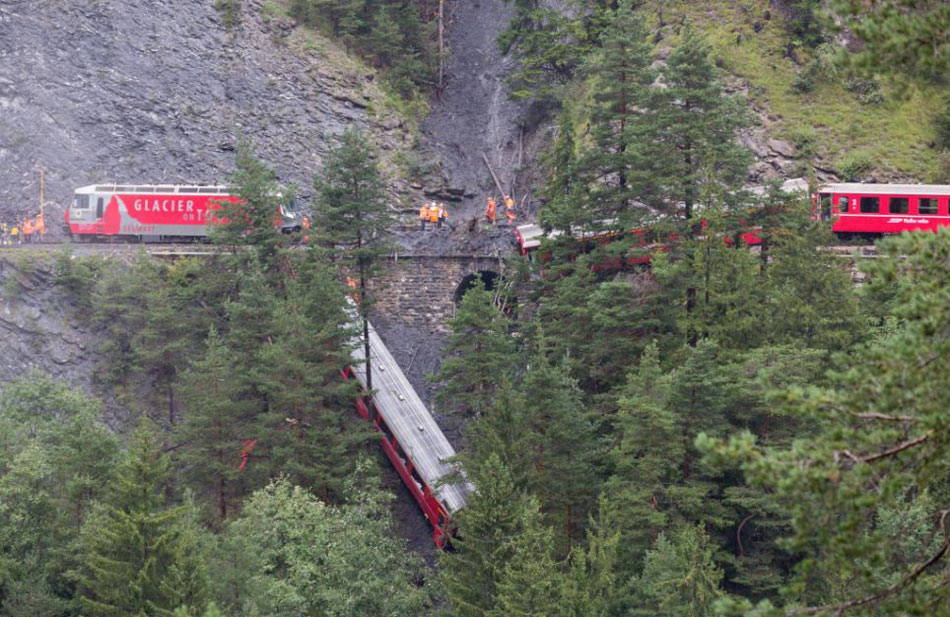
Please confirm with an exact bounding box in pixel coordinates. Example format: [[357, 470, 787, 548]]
[[370, 253, 507, 334]]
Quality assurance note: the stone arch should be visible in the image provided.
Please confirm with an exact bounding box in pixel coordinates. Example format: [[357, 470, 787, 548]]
[[454, 270, 499, 304]]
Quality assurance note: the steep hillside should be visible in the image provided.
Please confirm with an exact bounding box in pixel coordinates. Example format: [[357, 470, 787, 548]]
[[0, 0, 415, 228], [650, 0, 947, 182]]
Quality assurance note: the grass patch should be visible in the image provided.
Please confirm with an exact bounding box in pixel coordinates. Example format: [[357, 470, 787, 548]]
[[646, 0, 946, 180]]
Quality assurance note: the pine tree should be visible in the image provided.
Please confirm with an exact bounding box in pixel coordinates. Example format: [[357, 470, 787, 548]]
[[210, 141, 286, 270], [498, 0, 581, 103], [436, 275, 519, 417], [78, 422, 210, 617], [312, 128, 393, 400], [563, 495, 624, 617], [833, 0, 950, 80], [605, 342, 678, 575], [92, 252, 155, 389], [440, 454, 527, 617], [539, 109, 580, 232], [255, 254, 368, 500], [631, 525, 724, 617], [701, 228, 950, 615], [136, 264, 190, 425], [571, 0, 656, 231], [487, 496, 567, 617], [645, 25, 751, 221], [178, 326, 253, 523], [520, 355, 600, 554]]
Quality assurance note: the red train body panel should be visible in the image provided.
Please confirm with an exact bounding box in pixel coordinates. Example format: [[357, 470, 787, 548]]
[[341, 367, 452, 547], [814, 183, 950, 237], [65, 184, 303, 240]]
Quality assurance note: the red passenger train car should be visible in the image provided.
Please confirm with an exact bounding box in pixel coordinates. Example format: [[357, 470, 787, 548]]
[[65, 184, 304, 241], [815, 183, 950, 238]]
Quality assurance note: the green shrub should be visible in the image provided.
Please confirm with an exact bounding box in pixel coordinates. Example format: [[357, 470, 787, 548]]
[[836, 150, 874, 181], [845, 76, 884, 105], [935, 94, 950, 151], [215, 0, 239, 29], [53, 247, 102, 312], [790, 45, 837, 94], [788, 125, 817, 159], [931, 151, 950, 184]]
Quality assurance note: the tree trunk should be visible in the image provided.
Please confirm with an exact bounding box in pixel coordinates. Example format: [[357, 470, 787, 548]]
[[684, 146, 697, 347]]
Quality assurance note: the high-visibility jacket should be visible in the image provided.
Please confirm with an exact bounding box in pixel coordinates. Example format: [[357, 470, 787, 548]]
[[429, 206, 440, 222], [486, 198, 496, 221], [419, 204, 430, 219], [23, 220, 33, 235], [35, 215, 44, 235], [504, 195, 515, 210], [10, 227, 19, 237]]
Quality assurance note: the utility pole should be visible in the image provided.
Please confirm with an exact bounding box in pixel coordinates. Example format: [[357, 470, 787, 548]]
[[438, 0, 444, 93], [39, 168, 44, 220]]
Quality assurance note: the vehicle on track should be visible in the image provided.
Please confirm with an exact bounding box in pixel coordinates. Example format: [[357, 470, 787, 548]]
[[815, 183, 950, 239], [64, 184, 304, 241]]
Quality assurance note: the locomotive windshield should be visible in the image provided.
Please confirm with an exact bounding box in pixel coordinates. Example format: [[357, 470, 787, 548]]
[[74, 194, 90, 210]]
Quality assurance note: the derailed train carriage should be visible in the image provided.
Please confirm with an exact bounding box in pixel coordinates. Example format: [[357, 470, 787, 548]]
[[345, 319, 470, 548]]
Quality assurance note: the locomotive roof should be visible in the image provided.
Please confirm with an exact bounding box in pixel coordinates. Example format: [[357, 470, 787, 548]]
[[75, 184, 231, 195], [821, 183, 950, 196]]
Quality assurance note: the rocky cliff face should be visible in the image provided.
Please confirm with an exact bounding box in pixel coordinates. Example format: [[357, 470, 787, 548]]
[[0, 0, 413, 228], [0, 249, 95, 388]]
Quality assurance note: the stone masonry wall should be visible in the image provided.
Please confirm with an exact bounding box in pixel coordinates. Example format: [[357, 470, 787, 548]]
[[370, 255, 504, 334]]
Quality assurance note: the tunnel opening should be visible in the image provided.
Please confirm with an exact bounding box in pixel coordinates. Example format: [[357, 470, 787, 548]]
[[454, 270, 499, 305]]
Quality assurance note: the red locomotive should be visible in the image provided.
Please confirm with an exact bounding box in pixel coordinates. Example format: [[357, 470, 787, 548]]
[[65, 183, 304, 241], [815, 183, 950, 239]]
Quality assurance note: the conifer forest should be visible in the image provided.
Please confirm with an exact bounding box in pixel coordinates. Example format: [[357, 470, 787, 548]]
[[3, 1, 950, 616]]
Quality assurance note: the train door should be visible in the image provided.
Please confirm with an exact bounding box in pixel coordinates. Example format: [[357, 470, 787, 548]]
[[95, 195, 105, 221], [819, 193, 832, 221]]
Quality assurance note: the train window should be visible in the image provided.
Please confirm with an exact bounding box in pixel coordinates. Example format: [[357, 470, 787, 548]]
[[889, 197, 909, 214], [116, 186, 134, 192], [153, 186, 176, 193], [75, 195, 90, 209], [96, 197, 104, 218], [919, 197, 938, 214], [859, 196, 880, 213], [178, 187, 200, 193], [838, 196, 849, 213]]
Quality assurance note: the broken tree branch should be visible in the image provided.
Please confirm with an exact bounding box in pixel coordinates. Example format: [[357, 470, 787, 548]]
[[481, 152, 506, 198]]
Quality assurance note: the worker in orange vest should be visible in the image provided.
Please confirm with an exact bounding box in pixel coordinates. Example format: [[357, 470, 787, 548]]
[[504, 195, 516, 224], [22, 219, 33, 244], [428, 203, 440, 227], [419, 203, 430, 231], [485, 197, 496, 224], [34, 213, 45, 242], [437, 203, 448, 228]]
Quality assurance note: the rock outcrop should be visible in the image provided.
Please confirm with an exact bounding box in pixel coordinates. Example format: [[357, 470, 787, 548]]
[[0, 0, 413, 228]]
